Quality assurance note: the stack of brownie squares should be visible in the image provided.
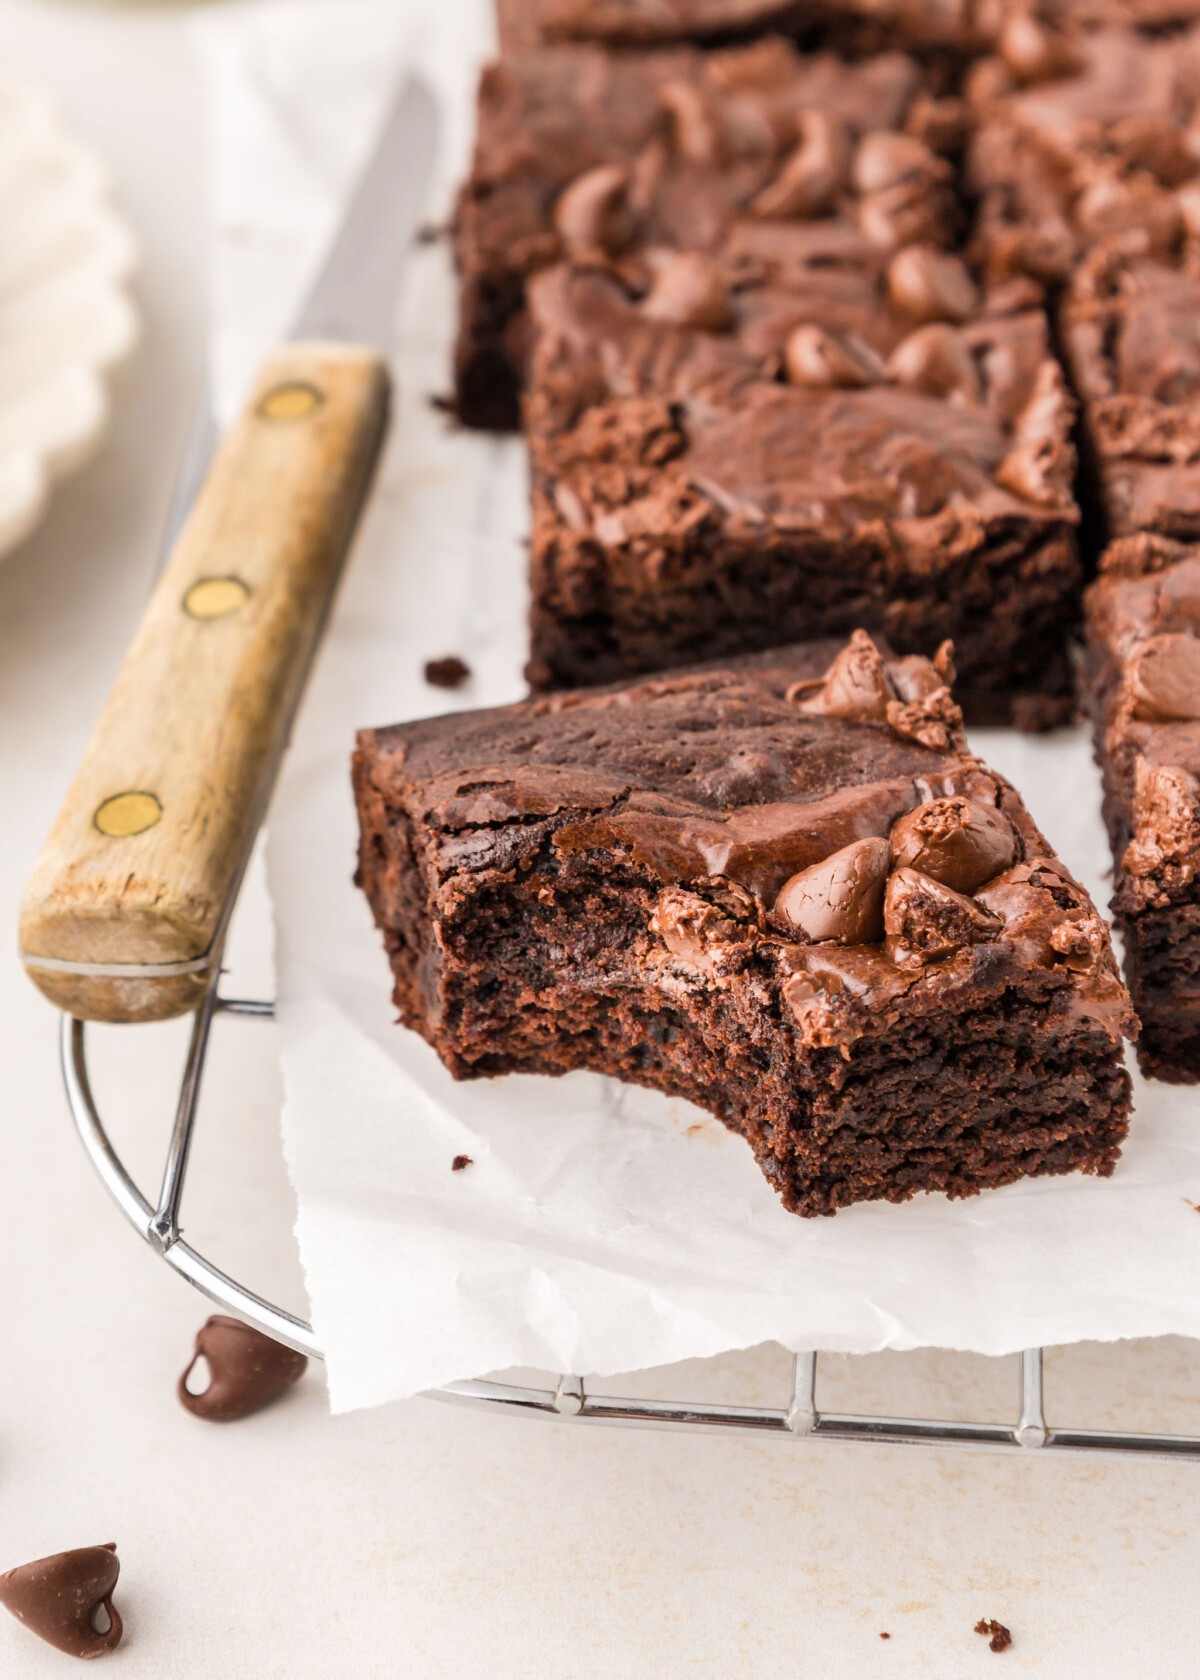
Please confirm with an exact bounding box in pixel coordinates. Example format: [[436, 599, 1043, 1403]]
[[961, 17, 1200, 1076], [352, 0, 1200, 1219]]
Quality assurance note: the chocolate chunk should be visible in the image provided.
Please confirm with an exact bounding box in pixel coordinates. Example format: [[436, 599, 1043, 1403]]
[[1127, 633, 1200, 722], [452, 1153, 473, 1171], [652, 886, 757, 978], [424, 655, 472, 690], [974, 1617, 1013, 1653], [178, 1316, 307, 1423], [0, 1544, 121, 1658], [772, 837, 891, 945], [884, 866, 1002, 968], [890, 797, 1018, 893]]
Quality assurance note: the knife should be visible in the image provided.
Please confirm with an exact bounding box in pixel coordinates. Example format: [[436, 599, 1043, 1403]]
[[19, 77, 439, 1025]]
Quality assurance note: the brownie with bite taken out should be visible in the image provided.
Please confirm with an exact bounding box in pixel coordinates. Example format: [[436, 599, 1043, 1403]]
[[354, 632, 1134, 1216]]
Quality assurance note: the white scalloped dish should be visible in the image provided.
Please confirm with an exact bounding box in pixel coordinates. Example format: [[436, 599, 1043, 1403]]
[[0, 69, 139, 560]]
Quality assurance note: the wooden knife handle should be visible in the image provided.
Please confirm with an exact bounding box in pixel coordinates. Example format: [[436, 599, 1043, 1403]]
[[20, 341, 390, 1023]]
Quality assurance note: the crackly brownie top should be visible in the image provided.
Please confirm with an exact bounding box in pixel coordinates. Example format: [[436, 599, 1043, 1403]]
[[460, 40, 932, 272], [968, 25, 1200, 280], [358, 634, 1132, 1044], [528, 264, 1076, 535], [1088, 533, 1200, 898]]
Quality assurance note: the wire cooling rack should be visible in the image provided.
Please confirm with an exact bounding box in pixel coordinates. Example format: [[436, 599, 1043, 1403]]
[[61, 983, 1200, 1462]]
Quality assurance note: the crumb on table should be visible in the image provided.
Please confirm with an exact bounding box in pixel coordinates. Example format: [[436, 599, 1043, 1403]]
[[974, 1619, 1012, 1653], [424, 655, 471, 689], [451, 1154, 473, 1172]]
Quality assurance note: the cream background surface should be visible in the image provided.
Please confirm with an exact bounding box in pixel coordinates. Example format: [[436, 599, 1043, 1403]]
[[3, 1, 1200, 1674]]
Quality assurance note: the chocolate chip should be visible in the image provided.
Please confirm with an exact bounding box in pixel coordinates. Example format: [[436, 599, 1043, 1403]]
[[789, 630, 892, 721], [974, 1618, 1013, 1653], [424, 655, 471, 689], [884, 867, 1002, 968], [641, 251, 732, 331], [0, 1544, 122, 1658], [887, 245, 978, 324], [773, 837, 891, 945], [178, 1316, 307, 1423], [784, 324, 885, 389], [1073, 170, 1182, 258], [554, 164, 633, 260], [888, 323, 981, 403], [452, 1154, 473, 1171], [1127, 632, 1200, 721], [852, 132, 947, 196], [999, 9, 1077, 83], [750, 111, 849, 220], [890, 798, 1018, 894], [659, 80, 721, 166]]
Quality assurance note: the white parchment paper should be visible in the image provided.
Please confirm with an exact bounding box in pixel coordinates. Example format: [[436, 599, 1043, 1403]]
[[194, 0, 1200, 1414]]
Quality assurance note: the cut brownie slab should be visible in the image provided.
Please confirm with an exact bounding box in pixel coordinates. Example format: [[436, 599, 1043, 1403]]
[[453, 38, 929, 427], [967, 24, 1200, 295], [525, 253, 1080, 727], [1085, 532, 1200, 1079], [354, 633, 1134, 1216]]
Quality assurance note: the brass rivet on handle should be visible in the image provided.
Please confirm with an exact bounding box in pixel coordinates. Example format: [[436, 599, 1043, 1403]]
[[257, 381, 323, 422], [93, 791, 163, 838], [183, 576, 250, 620]]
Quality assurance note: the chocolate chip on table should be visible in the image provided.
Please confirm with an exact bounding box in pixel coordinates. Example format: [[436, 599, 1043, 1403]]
[[0, 1544, 122, 1658], [178, 1315, 307, 1422], [424, 655, 471, 690], [452, 1154, 473, 1172], [974, 1618, 1013, 1653]]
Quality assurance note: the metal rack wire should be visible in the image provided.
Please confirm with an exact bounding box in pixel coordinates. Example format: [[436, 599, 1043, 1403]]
[[62, 987, 1200, 1461]]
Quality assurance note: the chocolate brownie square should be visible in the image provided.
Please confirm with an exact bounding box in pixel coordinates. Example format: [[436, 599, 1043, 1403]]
[[524, 242, 1081, 727], [1084, 532, 1200, 1078], [967, 25, 1200, 293], [354, 632, 1134, 1216], [452, 39, 927, 428]]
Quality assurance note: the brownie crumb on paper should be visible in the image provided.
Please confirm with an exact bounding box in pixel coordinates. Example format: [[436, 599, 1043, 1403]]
[[424, 655, 471, 690], [974, 1618, 1013, 1653]]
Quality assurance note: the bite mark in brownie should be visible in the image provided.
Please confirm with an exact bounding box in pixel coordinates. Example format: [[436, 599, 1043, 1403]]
[[1084, 531, 1200, 1078], [354, 633, 1134, 1216]]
